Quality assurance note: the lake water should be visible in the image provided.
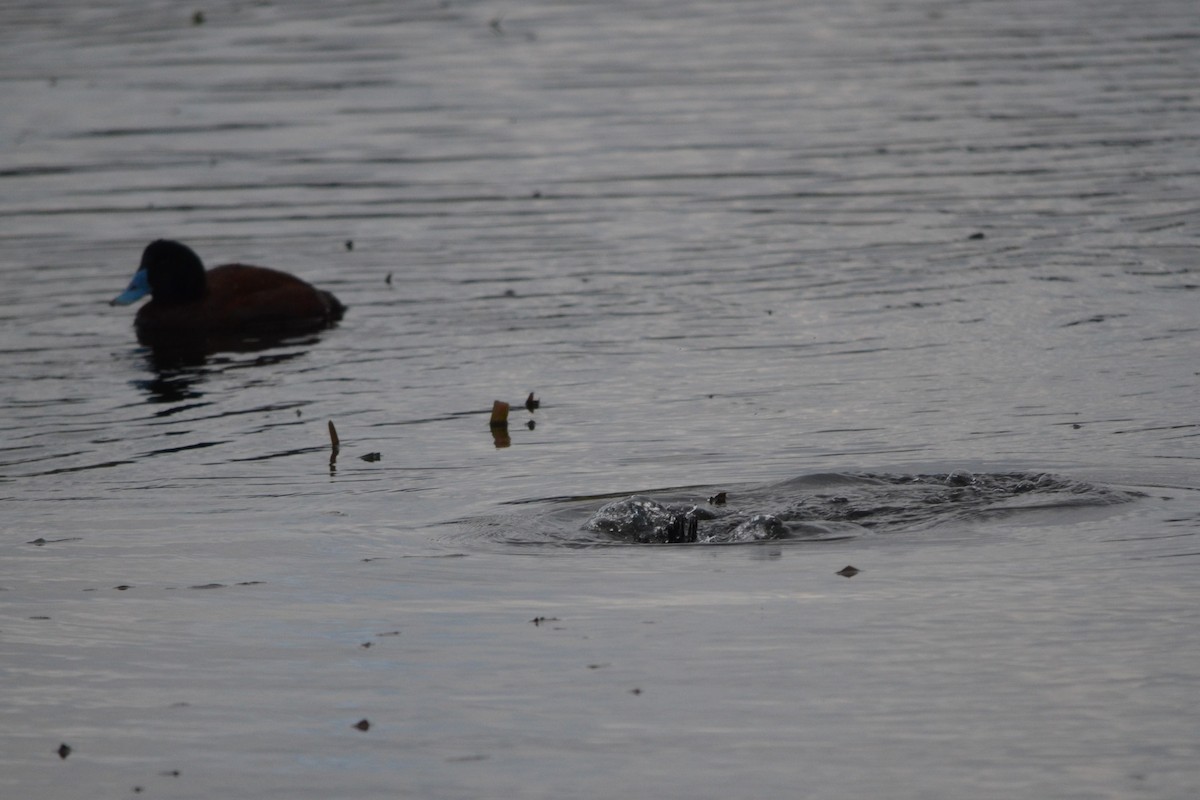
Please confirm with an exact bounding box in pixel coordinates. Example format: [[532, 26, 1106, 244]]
[[2, 0, 1199, 797]]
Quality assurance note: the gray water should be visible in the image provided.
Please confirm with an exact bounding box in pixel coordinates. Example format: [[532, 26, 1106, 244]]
[[2, 0, 1199, 797]]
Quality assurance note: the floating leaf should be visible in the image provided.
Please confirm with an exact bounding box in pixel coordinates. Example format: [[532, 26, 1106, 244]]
[[489, 401, 509, 428]]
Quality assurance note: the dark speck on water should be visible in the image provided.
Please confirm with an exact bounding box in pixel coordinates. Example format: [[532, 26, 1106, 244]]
[[3, 0, 1199, 798]]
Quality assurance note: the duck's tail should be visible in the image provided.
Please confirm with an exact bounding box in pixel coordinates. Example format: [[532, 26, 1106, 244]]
[[321, 291, 346, 322]]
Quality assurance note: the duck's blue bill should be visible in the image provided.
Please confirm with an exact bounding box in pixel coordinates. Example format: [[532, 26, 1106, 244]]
[[110, 268, 150, 306]]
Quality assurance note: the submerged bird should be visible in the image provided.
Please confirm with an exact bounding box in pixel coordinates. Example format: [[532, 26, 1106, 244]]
[[111, 240, 345, 347]]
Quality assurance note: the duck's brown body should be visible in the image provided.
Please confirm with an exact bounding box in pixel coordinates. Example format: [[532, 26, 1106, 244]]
[[112, 240, 345, 349], [133, 263, 345, 342]]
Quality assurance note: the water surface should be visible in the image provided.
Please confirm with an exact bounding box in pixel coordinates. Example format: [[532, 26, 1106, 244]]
[[2, 1, 1199, 798]]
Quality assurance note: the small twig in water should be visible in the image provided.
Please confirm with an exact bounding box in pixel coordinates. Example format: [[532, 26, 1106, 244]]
[[328, 421, 340, 465]]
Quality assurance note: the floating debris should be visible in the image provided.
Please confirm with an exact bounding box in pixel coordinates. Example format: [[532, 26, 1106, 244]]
[[490, 401, 511, 448], [115, 585, 132, 591], [385, 272, 392, 285], [328, 420, 340, 466], [360, 452, 381, 462], [708, 492, 727, 506], [629, 688, 642, 695], [489, 401, 509, 429], [527, 419, 536, 430], [836, 565, 861, 578], [345, 240, 354, 251], [376, 630, 401, 637], [353, 719, 371, 732], [968, 232, 986, 240], [191, 10, 205, 25], [525, 392, 540, 412], [529, 616, 560, 626], [360, 641, 373, 649], [57, 743, 71, 760], [27, 537, 82, 546], [190, 583, 225, 590]]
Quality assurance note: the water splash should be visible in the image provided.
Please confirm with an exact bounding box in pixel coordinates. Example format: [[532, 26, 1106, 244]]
[[577, 471, 1140, 545]]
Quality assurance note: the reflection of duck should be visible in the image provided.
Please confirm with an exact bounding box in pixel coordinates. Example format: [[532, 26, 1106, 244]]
[[111, 240, 345, 348]]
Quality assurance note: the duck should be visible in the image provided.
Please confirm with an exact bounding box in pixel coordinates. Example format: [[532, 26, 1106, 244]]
[[111, 240, 345, 347]]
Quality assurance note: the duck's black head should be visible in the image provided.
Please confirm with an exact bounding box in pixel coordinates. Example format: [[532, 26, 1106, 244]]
[[111, 240, 207, 306]]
